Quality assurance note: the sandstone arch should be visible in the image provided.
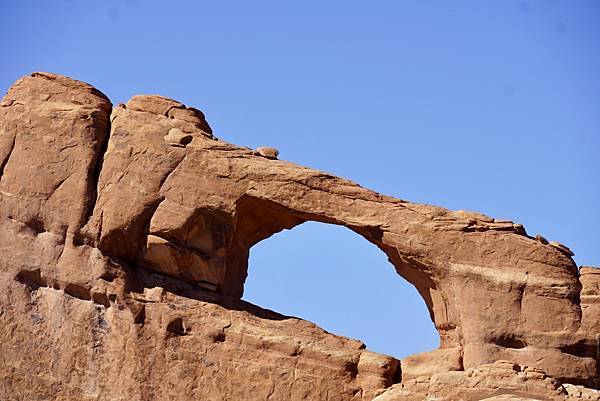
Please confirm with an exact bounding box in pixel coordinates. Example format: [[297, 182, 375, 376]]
[[80, 85, 592, 384], [1, 73, 598, 399], [227, 194, 438, 312]]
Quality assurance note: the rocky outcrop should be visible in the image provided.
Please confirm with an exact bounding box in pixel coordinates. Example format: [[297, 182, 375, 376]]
[[0, 72, 598, 400], [580, 267, 600, 334], [373, 360, 600, 401]]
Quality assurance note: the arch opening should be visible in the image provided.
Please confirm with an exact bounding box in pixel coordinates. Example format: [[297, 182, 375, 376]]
[[242, 220, 440, 359]]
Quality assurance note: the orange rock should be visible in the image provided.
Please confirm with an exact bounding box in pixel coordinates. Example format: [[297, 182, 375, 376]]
[[0, 72, 598, 400]]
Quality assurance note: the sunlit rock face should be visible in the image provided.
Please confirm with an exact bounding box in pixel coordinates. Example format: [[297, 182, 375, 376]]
[[0, 72, 598, 400]]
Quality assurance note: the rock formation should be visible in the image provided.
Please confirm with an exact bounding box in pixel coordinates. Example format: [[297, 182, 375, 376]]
[[0, 72, 598, 400]]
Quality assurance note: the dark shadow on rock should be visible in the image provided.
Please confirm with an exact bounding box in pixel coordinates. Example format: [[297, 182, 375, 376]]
[[123, 263, 292, 322]]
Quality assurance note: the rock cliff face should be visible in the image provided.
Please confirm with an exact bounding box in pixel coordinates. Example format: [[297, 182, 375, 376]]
[[0, 72, 598, 401]]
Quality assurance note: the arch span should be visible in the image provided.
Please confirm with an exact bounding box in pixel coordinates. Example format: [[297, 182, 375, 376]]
[[2, 73, 598, 397], [226, 195, 440, 340], [82, 93, 594, 384]]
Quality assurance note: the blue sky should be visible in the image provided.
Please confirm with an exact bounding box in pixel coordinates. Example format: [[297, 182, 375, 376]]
[[1, 1, 598, 358]]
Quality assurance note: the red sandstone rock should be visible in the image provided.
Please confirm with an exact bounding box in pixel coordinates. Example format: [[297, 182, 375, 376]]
[[373, 360, 600, 401], [0, 73, 598, 400]]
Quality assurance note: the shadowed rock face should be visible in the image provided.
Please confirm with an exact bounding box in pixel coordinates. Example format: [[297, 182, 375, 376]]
[[0, 72, 598, 400]]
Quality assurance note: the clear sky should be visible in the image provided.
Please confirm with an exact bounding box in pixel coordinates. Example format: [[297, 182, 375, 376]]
[[1, 1, 598, 359]]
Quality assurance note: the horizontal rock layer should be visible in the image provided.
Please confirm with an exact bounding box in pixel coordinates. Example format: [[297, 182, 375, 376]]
[[0, 73, 598, 400]]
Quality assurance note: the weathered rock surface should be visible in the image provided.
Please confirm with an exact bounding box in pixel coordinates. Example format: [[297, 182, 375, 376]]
[[0, 73, 598, 400], [373, 360, 600, 401]]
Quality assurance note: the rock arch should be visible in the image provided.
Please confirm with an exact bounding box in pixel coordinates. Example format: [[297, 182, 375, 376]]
[[80, 90, 593, 384], [1, 73, 598, 395]]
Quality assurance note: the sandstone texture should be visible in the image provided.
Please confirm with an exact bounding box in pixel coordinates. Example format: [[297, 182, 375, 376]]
[[0, 72, 598, 400]]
